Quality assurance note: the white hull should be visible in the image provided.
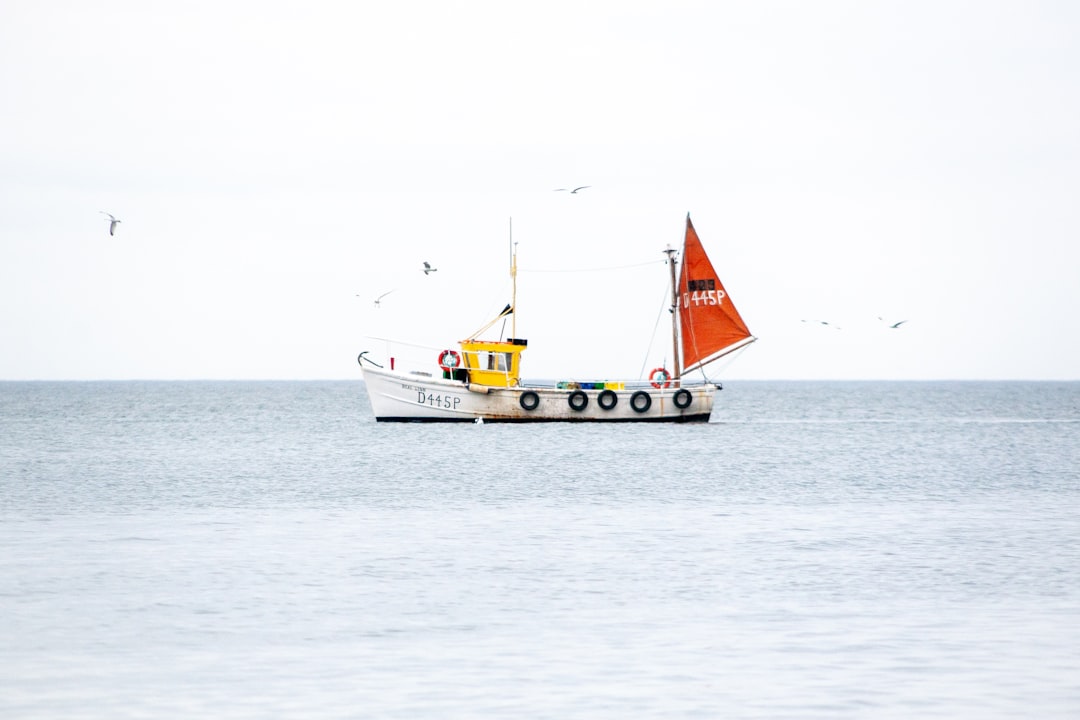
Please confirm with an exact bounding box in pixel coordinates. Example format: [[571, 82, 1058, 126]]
[[361, 366, 716, 422]]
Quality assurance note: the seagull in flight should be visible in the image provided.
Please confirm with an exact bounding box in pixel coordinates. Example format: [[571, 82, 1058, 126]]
[[99, 211, 121, 236], [802, 319, 842, 330], [422, 261, 437, 275], [372, 290, 395, 308], [554, 186, 590, 194], [879, 317, 909, 329]]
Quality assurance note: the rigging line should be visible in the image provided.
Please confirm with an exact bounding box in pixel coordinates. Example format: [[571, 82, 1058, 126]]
[[688, 353, 712, 384], [703, 341, 753, 380], [683, 302, 702, 379], [519, 259, 666, 274], [366, 336, 446, 352], [640, 284, 671, 380]]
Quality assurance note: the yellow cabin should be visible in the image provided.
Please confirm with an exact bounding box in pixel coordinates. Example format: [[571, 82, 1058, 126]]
[[454, 338, 527, 387]]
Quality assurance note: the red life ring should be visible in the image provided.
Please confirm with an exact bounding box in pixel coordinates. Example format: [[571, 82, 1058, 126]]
[[438, 349, 461, 372], [649, 367, 671, 389]]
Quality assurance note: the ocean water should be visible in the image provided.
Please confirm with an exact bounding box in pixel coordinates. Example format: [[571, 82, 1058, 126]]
[[1, 380, 1078, 719]]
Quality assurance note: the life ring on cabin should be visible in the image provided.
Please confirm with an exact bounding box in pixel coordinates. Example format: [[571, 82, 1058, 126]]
[[568, 390, 588, 412], [519, 390, 540, 411], [597, 389, 618, 410], [649, 367, 671, 389], [437, 349, 461, 372], [630, 390, 652, 413], [673, 388, 692, 409]]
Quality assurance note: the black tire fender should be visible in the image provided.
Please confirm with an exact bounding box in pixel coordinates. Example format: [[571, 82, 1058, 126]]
[[597, 389, 618, 410], [630, 390, 652, 413], [519, 391, 540, 411]]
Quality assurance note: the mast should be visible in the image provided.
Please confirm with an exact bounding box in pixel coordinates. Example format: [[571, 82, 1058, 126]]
[[665, 242, 681, 381], [510, 217, 517, 340]]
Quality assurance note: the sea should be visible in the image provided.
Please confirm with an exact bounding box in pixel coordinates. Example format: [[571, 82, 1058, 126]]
[[1, 380, 1078, 719]]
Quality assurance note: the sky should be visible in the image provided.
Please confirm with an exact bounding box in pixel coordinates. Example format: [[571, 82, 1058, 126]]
[[2, 0, 1079, 381]]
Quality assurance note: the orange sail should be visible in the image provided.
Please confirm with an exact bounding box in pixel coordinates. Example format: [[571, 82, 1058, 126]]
[[678, 215, 755, 373]]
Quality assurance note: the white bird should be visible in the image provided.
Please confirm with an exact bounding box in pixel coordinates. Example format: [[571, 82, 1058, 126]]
[[879, 317, 909, 329], [373, 290, 395, 308], [802, 319, 842, 330], [99, 211, 121, 236], [422, 262, 437, 275], [555, 186, 590, 194]]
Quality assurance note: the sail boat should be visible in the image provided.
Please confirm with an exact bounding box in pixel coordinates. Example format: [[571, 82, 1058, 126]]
[[358, 214, 755, 422]]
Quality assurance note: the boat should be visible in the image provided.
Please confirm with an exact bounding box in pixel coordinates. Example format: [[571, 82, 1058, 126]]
[[358, 214, 755, 422]]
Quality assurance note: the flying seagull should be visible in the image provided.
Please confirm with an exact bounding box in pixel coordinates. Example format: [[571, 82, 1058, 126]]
[[99, 211, 121, 236], [802, 319, 842, 330], [554, 186, 590, 194], [422, 261, 437, 275], [373, 290, 395, 308], [879, 317, 909, 329]]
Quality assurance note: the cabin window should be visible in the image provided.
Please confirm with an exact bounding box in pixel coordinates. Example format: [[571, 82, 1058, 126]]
[[480, 352, 509, 371], [463, 350, 512, 373]]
